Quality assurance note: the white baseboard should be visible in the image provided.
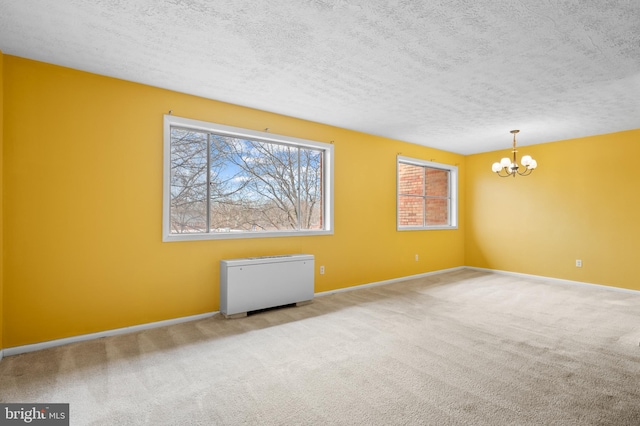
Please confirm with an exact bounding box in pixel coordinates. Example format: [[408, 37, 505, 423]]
[[0, 349, 3, 362], [5, 264, 635, 360], [1, 266, 465, 360], [466, 266, 640, 296], [315, 266, 466, 297], [3, 311, 217, 357]]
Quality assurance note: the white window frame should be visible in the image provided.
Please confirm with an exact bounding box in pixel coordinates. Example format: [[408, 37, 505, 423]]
[[397, 156, 458, 231], [163, 115, 334, 242]]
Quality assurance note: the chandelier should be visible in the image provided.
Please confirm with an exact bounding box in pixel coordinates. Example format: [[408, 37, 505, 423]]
[[491, 130, 537, 177]]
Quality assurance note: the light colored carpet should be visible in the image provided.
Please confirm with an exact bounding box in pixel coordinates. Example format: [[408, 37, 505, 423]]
[[2, 269, 640, 425]]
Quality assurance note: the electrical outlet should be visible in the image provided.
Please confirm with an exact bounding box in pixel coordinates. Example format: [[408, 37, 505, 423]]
[[320, 266, 325, 275], [415, 254, 419, 261], [576, 259, 582, 268]]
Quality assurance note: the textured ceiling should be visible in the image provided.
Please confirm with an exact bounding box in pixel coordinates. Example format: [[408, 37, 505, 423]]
[[0, 0, 639, 154]]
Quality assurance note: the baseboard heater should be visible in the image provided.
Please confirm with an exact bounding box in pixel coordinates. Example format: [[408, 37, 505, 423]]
[[220, 254, 315, 318]]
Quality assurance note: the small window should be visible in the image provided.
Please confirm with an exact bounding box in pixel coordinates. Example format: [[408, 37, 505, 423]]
[[163, 115, 334, 241], [397, 156, 457, 230]]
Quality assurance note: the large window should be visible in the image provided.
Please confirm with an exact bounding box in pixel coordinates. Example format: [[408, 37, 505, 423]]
[[163, 115, 333, 241], [397, 156, 457, 230]]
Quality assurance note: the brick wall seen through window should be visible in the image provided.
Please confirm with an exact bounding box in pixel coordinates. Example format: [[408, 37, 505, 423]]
[[397, 157, 457, 229]]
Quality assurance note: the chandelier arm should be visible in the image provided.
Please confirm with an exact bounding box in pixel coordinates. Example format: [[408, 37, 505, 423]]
[[517, 168, 533, 176]]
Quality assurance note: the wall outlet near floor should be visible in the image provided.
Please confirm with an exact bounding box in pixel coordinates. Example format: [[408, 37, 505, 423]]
[[320, 266, 325, 275], [576, 259, 582, 268], [415, 254, 419, 261]]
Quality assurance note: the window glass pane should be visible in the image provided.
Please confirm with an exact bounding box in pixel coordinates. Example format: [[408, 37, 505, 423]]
[[299, 148, 323, 230], [209, 136, 297, 232], [207, 136, 324, 233], [398, 195, 424, 226], [425, 198, 449, 225], [398, 163, 424, 196], [207, 134, 250, 232], [170, 128, 208, 234], [425, 168, 449, 197]]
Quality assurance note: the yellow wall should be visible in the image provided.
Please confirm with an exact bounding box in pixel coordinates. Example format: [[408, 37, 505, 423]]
[[2, 56, 465, 347], [3, 54, 639, 351], [465, 129, 640, 290], [0, 50, 4, 351]]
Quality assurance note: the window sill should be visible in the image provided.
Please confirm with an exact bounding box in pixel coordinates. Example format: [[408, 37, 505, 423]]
[[397, 225, 458, 231], [163, 229, 334, 242]]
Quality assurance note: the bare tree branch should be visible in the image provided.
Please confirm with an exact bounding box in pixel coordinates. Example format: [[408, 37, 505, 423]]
[[170, 129, 323, 233]]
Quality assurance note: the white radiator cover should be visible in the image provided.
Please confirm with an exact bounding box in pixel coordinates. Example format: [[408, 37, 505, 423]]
[[220, 254, 314, 317]]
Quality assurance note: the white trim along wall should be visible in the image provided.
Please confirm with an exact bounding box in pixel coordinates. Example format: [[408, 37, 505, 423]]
[[466, 267, 640, 296], [2, 266, 638, 359]]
